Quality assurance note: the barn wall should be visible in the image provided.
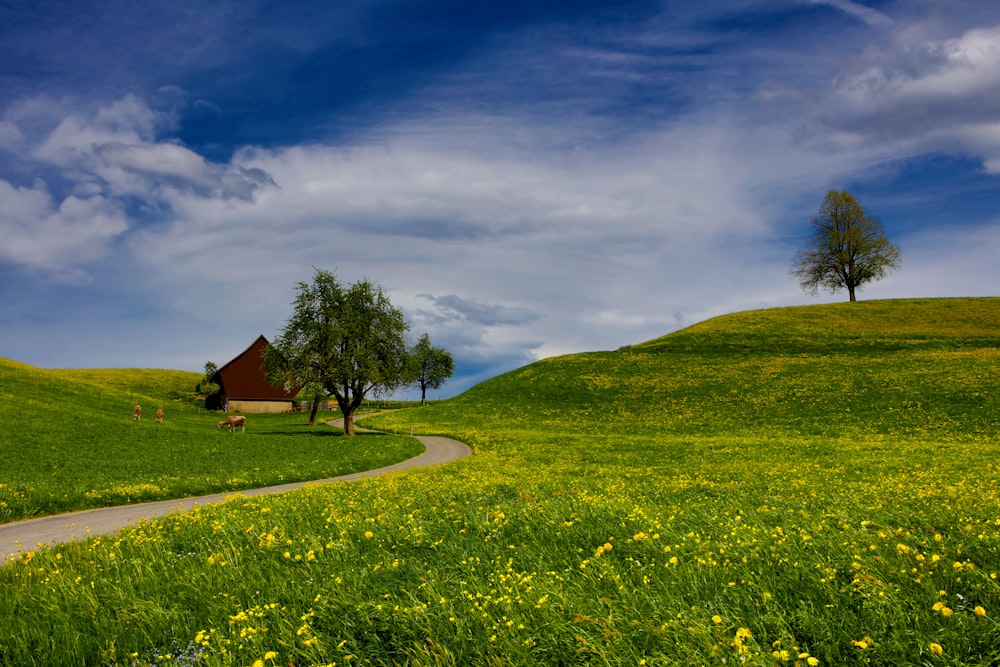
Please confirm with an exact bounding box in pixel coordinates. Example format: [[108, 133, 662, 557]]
[[214, 335, 298, 402], [228, 399, 294, 414]]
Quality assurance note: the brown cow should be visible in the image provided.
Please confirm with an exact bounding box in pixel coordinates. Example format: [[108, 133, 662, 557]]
[[133, 404, 142, 421], [217, 415, 246, 433], [156, 408, 164, 423]]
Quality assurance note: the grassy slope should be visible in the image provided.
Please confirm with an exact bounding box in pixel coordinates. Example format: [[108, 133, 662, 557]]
[[426, 297, 1000, 439], [0, 360, 422, 523], [2, 298, 999, 666]]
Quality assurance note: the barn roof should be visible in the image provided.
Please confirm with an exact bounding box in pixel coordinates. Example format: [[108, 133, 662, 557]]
[[213, 335, 298, 401]]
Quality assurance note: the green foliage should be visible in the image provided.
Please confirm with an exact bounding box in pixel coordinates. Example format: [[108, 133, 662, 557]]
[[407, 332, 455, 404], [791, 190, 901, 302], [0, 359, 422, 523], [2, 298, 999, 666], [265, 269, 410, 432]]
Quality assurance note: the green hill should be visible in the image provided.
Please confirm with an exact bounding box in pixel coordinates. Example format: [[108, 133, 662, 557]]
[[410, 297, 1000, 441], [635, 297, 1000, 352], [3, 298, 999, 666], [0, 359, 420, 523]]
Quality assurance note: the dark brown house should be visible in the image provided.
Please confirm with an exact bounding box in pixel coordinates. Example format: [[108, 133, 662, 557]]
[[212, 335, 298, 413]]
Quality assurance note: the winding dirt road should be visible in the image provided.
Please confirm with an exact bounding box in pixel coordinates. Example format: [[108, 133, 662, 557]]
[[0, 432, 470, 564]]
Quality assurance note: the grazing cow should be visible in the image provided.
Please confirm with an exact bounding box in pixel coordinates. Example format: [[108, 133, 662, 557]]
[[133, 404, 142, 421], [156, 408, 164, 423], [217, 415, 246, 433]]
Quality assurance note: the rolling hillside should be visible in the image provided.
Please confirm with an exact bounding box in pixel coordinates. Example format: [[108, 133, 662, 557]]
[[382, 297, 1000, 441], [0, 359, 420, 523], [3, 298, 999, 666]]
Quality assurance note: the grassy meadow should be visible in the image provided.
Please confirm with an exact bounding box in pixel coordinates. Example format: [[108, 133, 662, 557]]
[[0, 360, 422, 523], [2, 297, 999, 666]]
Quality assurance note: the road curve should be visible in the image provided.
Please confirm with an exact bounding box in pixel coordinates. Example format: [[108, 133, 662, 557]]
[[0, 432, 470, 564]]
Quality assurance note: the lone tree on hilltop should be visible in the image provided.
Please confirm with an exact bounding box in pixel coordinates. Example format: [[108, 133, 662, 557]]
[[791, 189, 900, 302], [407, 333, 455, 405], [264, 269, 410, 434]]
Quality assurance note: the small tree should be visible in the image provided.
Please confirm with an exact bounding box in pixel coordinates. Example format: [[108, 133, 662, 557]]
[[407, 333, 455, 405], [196, 361, 221, 408], [264, 270, 410, 434], [791, 190, 900, 302]]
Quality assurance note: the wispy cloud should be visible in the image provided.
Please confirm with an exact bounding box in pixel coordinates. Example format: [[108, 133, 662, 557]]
[[810, 0, 894, 28]]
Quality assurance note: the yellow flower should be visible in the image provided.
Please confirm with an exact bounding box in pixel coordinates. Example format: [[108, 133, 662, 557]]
[[929, 642, 943, 656], [807, 658, 819, 666], [364, 530, 374, 539], [852, 639, 868, 649], [941, 607, 953, 617], [932, 601, 943, 611], [974, 605, 987, 617], [712, 615, 722, 624]]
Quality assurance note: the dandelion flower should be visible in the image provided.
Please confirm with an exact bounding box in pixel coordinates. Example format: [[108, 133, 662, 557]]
[[929, 642, 943, 656], [974, 606, 986, 617], [712, 615, 722, 624], [807, 658, 819, 666]]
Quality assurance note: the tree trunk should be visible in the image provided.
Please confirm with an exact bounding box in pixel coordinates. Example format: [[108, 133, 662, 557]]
[[421, 383, 427, 406], [343, 409, 355, 435], [848, 285, 857, 302], [308, 392, 322, 426]]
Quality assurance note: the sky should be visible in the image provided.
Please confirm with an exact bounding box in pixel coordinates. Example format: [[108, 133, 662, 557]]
[[1, 0, 999, 398]]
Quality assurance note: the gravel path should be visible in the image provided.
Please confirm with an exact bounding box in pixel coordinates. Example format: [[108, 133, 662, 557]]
[[0, 431, 470, 564]]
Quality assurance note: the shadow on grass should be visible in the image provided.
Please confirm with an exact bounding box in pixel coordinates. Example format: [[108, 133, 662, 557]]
[[244, 424, 389, 438]]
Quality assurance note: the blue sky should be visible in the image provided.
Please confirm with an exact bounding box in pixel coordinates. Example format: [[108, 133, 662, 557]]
[[1, 0, 999, 398]]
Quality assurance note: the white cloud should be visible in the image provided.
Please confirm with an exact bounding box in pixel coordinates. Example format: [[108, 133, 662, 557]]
[[0, 120, 24, 152], [826, 23, 1000, 171], [810, 0, 894, 28], [0, 179, 127, 275]]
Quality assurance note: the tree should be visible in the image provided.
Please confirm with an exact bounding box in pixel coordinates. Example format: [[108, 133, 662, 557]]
[[196, 361, 221, 408], [407, 333, 455, 405], [264, 270, 410, 434], [790, 190, 900, 302]]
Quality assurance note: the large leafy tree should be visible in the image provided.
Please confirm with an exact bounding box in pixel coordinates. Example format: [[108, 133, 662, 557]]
[[791, 189, 900, 302], [264, 270, 410, 434], [408, 333, 455, 405]]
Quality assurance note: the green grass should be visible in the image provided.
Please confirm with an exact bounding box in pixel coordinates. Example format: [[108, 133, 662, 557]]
[[0, 360, 423, 523], [1, 297, 999, 666]]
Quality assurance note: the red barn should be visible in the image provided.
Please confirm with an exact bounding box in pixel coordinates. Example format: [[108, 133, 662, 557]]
[[212, 335, 298, 413]]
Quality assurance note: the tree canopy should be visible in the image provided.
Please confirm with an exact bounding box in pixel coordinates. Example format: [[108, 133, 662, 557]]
[[408, 333, 455, 405], [264, 270, 410, 434], [790, 189, 900, 302]]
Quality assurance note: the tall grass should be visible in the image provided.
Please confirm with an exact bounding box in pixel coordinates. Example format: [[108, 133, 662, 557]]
[[0, 360, 422, 523], [1, 298, 999, 666]]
